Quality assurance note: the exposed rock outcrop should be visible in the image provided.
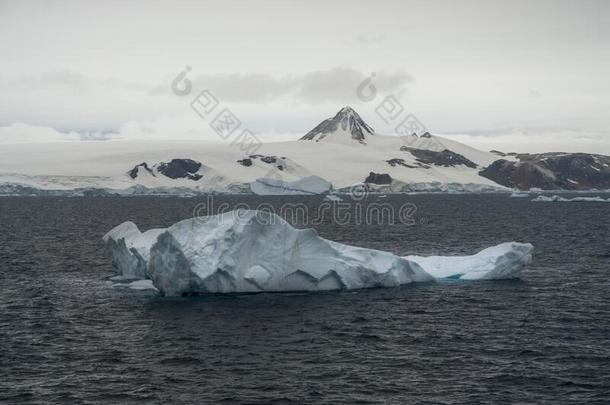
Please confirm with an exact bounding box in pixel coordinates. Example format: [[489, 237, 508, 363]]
[[157, 159, 202, 180], [237, 158, 253, 167], [386, 158, 418, 168], [479, 153, 610, 190], [401, 147, 478, 168], [365, 172, 393, 184], [128, 162, 155, 179], [128, 159, 203, 181]]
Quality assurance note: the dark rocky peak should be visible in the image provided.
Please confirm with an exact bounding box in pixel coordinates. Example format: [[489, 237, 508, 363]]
[[300, 106, 375, 143]]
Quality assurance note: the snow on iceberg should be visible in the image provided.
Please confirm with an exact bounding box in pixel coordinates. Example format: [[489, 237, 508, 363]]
[[250, 175, 331, 195], [405, 242, 533, 280], [103, 210, 534, 296]]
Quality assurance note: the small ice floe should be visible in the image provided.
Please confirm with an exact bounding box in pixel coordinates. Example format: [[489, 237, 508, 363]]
[[510, 191, 530, 198], [324, 194, 343, 202], [112, 279, 159, 291]]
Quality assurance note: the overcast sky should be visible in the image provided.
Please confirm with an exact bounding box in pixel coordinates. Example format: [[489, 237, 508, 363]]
[[1, 0, 609, 153]]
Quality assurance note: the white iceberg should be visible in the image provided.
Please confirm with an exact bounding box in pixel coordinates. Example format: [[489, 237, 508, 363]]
[[532, 195, 610, 202], [103, 210, 534, 296], [510, 191, 530, 198], [250, 175, 332, 195]]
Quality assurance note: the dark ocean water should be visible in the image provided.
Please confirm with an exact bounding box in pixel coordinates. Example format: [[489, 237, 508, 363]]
[[1, 194, 609, 404]]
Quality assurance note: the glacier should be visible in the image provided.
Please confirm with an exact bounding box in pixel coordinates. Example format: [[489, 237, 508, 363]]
[[103, 210, 534, 296]]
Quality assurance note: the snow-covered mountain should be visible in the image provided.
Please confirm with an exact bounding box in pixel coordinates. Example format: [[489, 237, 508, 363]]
[[1, 107, 608, 195]]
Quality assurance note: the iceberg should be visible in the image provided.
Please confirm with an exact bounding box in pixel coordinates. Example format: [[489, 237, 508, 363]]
[[250, 175, 332, 195], [103, 210, 534, 296], [105, 210, 433, 295]]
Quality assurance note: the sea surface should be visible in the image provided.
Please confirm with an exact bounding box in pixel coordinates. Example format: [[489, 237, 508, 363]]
[[1, 194, 609, 404]]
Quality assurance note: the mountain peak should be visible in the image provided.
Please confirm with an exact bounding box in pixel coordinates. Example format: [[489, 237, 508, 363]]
[[300, 106, 375, 143], [336, 106, 357, 115]]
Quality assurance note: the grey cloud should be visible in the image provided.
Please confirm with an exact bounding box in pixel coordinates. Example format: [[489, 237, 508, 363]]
[[155, 67, 412, 103], [295, 68, 410, 103], [355, 34, 385, 44], [192, 73, 290, 103], [8, 70, 150, 93]]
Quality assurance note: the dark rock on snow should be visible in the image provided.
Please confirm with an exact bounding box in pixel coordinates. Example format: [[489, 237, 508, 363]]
[[128, 162, 155, 179], [237, 158, 253, 167], [365, 172, 393, 184], [401, 147, 477, 168], [157, 159, 203, 181], [386, 158, 418, 168]]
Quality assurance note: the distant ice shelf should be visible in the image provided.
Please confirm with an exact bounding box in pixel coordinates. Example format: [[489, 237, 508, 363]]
[[532, 195, 610, 203], [104, 210, 534, 296], [0, 179, 508, 196]]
